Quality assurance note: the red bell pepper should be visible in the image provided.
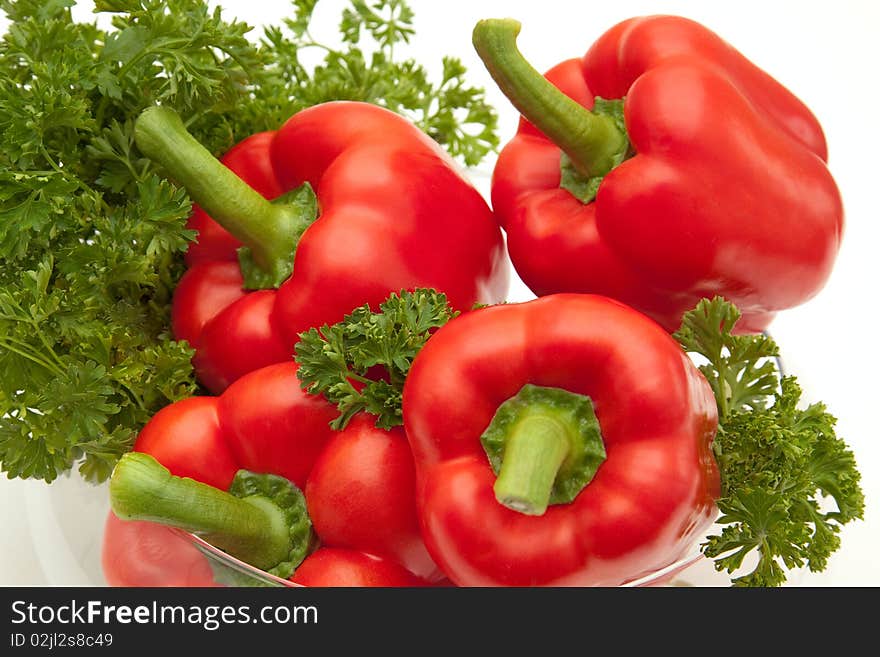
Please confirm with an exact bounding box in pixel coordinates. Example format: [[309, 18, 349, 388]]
[[107, 361, 440, 584], [134, 101, 508, 393], [473, 17, 842, 333], [402, 293, 720, 586]]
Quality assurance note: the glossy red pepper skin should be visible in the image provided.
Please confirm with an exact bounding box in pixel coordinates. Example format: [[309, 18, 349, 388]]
[[129, 362, 440, 582], [291, 548, 431, 587], [176, 102, 508, 393], [304, 418, 438, 581], [491, 16, 842, 333], [402, 294, 720, 586]]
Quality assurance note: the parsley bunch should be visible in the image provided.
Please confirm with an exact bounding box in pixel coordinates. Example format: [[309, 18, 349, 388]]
[[675, 298, 864, 586], [0, 0, 498, 484], [250, 0, 499, 166]]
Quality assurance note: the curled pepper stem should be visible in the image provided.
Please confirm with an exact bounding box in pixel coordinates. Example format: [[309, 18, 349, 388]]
[[472, 18, 628, 178], [134, 107, 314, 288], [109, 452, 295, 573], [493, 416, 571, 515]]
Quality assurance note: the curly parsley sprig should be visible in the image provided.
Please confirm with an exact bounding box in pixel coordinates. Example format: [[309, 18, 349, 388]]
[[675, 297, 864, 586], [295, 289, 458, 430]]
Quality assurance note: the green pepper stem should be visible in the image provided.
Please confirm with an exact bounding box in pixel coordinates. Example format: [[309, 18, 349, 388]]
[[109, 452, 291, 572], [482, 384, 606, 516], [472, 18, 628, 178], [493, 415, 571, 516], [134, 106, 308, 286]]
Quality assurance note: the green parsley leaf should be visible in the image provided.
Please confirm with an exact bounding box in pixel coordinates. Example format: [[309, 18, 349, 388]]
[[295, 289, 459, 430], [674, 296, 780, 421], [246, 0, 499, 166], [675, 298, 865, 586]]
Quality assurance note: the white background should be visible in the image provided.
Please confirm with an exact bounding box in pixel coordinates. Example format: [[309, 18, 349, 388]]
[[1, 0, 878, 586]]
